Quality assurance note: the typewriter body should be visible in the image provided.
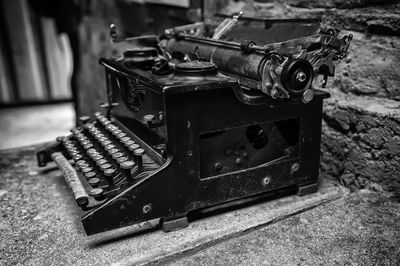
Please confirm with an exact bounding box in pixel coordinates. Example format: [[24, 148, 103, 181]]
[[37, 15, 351, 235]]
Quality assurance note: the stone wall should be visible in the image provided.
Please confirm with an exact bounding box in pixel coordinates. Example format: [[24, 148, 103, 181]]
[[249, 0, 400, 198]]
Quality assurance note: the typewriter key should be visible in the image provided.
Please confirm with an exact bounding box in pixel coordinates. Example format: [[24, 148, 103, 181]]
[[112, 152, 124, 159], [76, 160, 87, 167], [129, 144, 140, 152], [83, 143, 94, 149], [133, 148, 145, 168], [56, 136, 67, 142], [102, 140, 112, 146], [100, 163, 112, 171], [103, 168, 116, 186], [73, 154, 83, 161], [82, 167, 93, 173], [120, 161, 135, 178], [87, 148, 97, 154], [105, 144, 115, 150], [79, 115, 91, 124], [143, 114, 155, 122], [88, 177, 100, 186], [96, 159, 108, 166], [117, 157, 128, 164], [116, 132, 126, 139], [89, 188, 104, 200], [121, 137, 130, 142], [92, 154, 103, 160], [109, 148, 119, 155], [124, 140, 135, 147], [85, 172, 96, 179]]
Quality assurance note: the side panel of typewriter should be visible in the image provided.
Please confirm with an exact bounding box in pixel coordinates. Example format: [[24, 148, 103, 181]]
[[81, 76, 329, 235]]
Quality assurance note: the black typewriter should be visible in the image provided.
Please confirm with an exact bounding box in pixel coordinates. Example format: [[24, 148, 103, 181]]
[[37, 14, 352, 235]]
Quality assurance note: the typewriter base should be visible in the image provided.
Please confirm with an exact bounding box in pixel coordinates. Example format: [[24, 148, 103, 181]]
[[297, 183, 319, 196], [160, 183, 318, 233], [162, 216, 189, 232]]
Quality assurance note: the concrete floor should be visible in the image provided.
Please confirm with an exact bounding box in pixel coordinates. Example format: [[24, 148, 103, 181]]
[[0, 103, 74, 150]]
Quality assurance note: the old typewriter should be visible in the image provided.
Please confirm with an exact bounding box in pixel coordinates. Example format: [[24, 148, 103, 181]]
[[37, 14, 352, 235]]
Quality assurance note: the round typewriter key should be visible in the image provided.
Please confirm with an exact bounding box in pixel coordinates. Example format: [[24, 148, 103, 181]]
[[112, 152, 123, 159], [81, 167, 93, 173], [71, 129, 79, 134], [87, 148, 97, 154], [120, 161, 135, 178], [116, 132, 126, 139], [99, 136, 107, 141], [109, 148, 119, 154], [103, 168, 116, 186], [96, 159, 108, 166], [91, 154, 103, 160], [117, 157, 128, 164], [85, 171, 96, 179], [129, 144, 140, 152], [134, 148, 145, 156], [104, 168, 115, 175], [76, 160, 87, 167], [121, 137, 130, 142], [69, 149, 78, 155], [100, 163, 112, 171], [102, 140, 112, 146], [124, 140, 135, 147], [121, 160, 135, 169], [143, 114, 155, 122], [64, 143, 73, 148], [103, 120, 111, 125], [83, 143, 93, 149], [89, 151, 100, 157], [73, 154, 83, 161], [76, 163, 87, 169], [56, 136, 67, 142], [79, 115, 91, 124], [133, 148, 145, 168], [88, 177, 100, 186], [89, 188, 104, 200], [105, 144, 115, 150]]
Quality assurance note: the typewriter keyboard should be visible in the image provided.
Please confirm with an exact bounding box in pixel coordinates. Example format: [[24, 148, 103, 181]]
[[57, 112, 161, 208]]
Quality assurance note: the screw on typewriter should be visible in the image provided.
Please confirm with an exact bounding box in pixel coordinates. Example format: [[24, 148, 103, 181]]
[[37, 13, 351, 235]]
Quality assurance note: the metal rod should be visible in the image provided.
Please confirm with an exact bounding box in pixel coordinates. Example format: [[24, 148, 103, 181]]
[[51, 152, 88, 206]]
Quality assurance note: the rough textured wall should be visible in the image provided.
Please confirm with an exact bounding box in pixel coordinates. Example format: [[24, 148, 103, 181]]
[[242, 0, 400, 198]]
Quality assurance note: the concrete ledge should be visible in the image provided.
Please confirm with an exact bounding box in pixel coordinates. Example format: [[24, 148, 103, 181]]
[[0, 145, 348, 265]]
